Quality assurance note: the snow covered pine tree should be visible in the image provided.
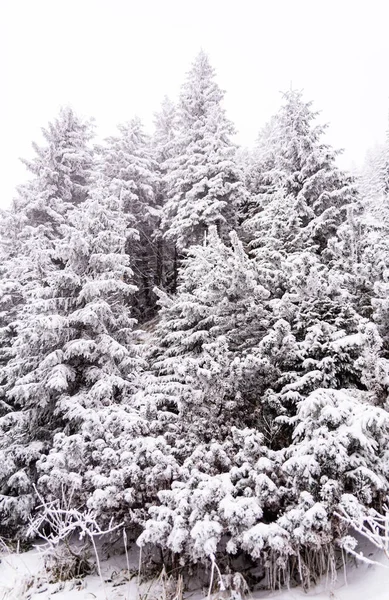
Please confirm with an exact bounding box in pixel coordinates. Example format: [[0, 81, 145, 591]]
[[0, 107, 95, 536]]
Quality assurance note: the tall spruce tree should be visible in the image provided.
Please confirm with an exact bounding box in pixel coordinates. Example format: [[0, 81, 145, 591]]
[[161, 51, 247, 253], [34, 180, 146, 521], [244, 90, 356, 260], [0, 108, 96, 535], [0, 107, 94, 378], [0, 108, 94, 357], [0, 175, 143, 536]]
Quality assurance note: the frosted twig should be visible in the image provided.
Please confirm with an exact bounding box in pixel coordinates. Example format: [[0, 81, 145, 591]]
[[335, 502, 389, 567]]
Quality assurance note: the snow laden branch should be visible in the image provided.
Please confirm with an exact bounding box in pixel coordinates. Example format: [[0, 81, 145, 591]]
[[336, 495, 389, 567], [27, 486, 123, 579]]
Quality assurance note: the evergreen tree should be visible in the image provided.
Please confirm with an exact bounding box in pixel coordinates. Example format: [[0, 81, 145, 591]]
[[153, 96, 177, 165], [143, 227, 271, 441], [35, 181, 146, 522], [17, 105, 94, 211], [344, 117, 389, 346], [140, 385, 389, 590], [0, 108, 96, 534], [0, 178, 141, 536], [152, 97, 178, 292], [244, 90, 356, 260], [360, 115, 389, 202], [99, 118, 160, 320], [0, 107, 94, 496], [161, 51, 247, 252], [0, 107, 94, 383], [360, 143, 389, 201]]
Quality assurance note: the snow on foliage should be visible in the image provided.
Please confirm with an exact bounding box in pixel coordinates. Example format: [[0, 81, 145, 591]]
[[0, 51, 389, 593], [161, 51, 247, 251]]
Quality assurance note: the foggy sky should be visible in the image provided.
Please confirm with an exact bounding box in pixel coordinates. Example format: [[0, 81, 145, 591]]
[[1, 0, 388, 207]]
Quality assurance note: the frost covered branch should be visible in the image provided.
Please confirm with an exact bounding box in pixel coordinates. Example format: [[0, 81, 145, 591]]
[[336, 500, 389, 567], [28, 486, 123, 578]]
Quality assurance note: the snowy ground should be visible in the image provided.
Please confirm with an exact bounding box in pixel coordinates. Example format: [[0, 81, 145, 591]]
[[1, 543, 388, 600]]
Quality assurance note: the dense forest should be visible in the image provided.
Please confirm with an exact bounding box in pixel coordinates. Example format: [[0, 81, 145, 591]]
[[1, 51, 389, 590]]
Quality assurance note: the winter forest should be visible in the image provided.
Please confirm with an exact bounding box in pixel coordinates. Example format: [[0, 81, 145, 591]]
[[1, 50, 389, 593]]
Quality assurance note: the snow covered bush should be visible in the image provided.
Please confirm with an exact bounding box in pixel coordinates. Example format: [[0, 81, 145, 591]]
[[139, 388, 389, 589]]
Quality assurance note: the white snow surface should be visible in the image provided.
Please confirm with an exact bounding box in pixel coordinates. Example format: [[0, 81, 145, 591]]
[[1, 544, 388, 600]]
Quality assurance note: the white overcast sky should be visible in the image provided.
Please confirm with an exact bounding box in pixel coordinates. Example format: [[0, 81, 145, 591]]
[[1, 0, 389, 207]]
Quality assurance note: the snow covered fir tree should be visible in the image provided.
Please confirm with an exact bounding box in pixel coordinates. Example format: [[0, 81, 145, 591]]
[[1, 52, 389, 592]]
